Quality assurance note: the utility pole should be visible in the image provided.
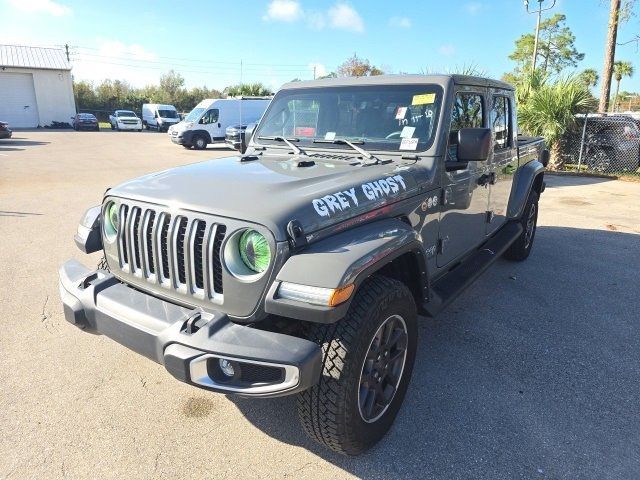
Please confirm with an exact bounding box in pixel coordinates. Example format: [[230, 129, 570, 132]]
[[64, 43, 70, 62], [313, 65, 317, 80], [599, 0, 621, 113], [524, 0, 556, 73]]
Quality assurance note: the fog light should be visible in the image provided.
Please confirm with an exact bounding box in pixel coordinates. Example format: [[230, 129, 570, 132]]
[[219, 358, 235, 377]]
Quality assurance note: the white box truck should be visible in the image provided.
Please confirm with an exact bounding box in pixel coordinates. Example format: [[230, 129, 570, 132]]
[[142, 104, 180, 132], [168, 97, 270, 149]]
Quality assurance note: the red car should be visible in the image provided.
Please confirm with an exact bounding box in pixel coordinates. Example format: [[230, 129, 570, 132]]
[[0, 121, 12, 139], [72, 113, 100, 131]]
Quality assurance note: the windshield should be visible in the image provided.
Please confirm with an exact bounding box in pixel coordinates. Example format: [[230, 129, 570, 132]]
[[158, 109, 178, 119], [185, 107, 205, 123], [254, 85, 442, 152], [117, 111, 137, 117]]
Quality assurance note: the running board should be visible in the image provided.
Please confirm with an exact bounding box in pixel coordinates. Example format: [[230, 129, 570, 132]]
[[423, 222, 523, 317]]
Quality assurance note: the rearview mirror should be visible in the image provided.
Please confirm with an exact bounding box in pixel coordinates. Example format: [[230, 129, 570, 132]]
[[457, 128, 492, 162]]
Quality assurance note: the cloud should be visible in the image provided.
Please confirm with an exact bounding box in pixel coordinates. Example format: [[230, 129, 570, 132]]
[[438, 44, 456, 56], [309, 62, 327, 78], [389, 16, 411, 29], [6, 0, 71, 16], [262, 1, 364, 33], [465, 2, 483, 15], [328, 3, 364, 33], [306, 10, 326, 30], [263, 0, 303, 22], [72, 40, 159, 87]]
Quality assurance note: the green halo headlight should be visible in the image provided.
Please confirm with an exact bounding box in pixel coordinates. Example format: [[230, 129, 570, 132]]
[[238, 230, 271, 273], [104, 202, 118, 241]]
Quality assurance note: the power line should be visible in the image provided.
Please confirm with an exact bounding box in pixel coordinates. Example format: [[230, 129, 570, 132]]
[[71, 56, 310, 77], [72, 53, 310, 73], [71, 45, 310, 67]]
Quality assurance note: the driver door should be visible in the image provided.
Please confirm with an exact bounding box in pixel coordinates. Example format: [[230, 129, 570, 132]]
[[200, 108, 220, 140], [437, 90, 491, 267]]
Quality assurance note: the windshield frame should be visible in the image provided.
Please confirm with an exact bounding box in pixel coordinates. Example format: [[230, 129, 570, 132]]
[[253, 84, 444, 154]]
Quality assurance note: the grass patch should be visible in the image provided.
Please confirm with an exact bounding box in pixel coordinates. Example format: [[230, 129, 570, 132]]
[[98, 122, 111, 129]]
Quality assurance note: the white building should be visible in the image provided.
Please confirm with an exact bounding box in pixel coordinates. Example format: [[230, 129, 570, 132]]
[[0, 45, 76, 128]]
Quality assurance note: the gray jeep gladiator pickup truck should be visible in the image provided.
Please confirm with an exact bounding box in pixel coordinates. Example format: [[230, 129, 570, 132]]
[[59, 74, 547, 455]]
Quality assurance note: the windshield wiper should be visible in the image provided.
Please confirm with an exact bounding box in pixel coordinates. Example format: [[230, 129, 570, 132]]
[[257, 136, 305, 155], [313, 138, 384, 165]]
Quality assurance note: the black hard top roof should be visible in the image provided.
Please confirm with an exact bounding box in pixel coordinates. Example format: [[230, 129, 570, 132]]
[[281, 74, 514, 91]]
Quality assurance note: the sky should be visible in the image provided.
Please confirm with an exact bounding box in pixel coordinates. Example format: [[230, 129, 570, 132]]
[[1, 0, 639, 93]]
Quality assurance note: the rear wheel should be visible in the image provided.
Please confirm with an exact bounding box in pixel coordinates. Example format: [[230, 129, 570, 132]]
[[297, 276, 417, 455], [504, 190, 538, 261], [192, 135, 207, 150]]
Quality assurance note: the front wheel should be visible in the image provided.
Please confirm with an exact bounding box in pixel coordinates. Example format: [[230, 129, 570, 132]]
[[504, 190, 539, 261], [192, 135, 207, 150], [297, 276, 417, 455]]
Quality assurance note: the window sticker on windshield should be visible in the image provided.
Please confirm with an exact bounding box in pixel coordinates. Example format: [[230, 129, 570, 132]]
[[395, 106, 408, 120], [400, 137, 419, 150], [400, 126, 415, 138], [412, 93, 436, 105], [324, 131, 336, 140]]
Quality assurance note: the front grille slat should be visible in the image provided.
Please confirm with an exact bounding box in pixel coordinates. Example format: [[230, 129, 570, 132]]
[[112, 202, 226, 302], [125, 207, 137, 274]]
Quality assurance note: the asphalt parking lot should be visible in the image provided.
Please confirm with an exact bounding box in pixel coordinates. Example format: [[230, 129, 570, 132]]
[[1, 130, 639, 479]]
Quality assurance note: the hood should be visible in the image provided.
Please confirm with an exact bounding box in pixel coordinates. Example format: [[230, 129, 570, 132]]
[[107, 152, 436, 241]]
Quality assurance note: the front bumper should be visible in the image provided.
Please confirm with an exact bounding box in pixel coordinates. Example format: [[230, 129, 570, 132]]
[[58, 259, 321, 397], [0, 130, 12, 139], [116, 122, 141, 130]]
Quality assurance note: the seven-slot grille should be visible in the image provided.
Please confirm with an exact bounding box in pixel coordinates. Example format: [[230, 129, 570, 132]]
[[116, 204, 226, 299]]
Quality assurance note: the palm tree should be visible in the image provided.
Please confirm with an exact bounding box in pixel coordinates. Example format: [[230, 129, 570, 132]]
[[519, 76, 596, 169], [612, 61, 634, 111], [579, 68, 600, 88]]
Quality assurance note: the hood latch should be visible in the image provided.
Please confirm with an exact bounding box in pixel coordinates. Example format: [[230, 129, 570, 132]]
[[286, 219, 308, 251]]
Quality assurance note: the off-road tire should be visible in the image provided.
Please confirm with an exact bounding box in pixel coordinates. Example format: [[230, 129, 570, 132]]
[[193, 135, 207, 150], [97, 256, 110, 272], [297, 276, 418, 455], [504, 190, 539, 261]]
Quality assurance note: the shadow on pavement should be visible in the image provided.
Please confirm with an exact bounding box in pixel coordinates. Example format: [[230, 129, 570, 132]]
[[0, 139, 49, 149], [230, 226, 640, 479], [545, 173, 616, 187]]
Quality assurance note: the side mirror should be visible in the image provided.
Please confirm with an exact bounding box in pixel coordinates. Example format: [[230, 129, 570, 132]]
[[457, 128, 492, 162], [154, 112, 158, 118]]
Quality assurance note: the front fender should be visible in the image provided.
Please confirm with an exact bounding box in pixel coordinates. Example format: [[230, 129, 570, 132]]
[[508, 160, 544, 219], [265, 218, 423, 323]]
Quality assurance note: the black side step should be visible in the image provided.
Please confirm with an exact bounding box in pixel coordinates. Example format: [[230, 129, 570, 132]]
[[423, 222, 523, 317]]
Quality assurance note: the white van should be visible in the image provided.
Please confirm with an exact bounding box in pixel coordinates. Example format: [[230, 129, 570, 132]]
[[168, 97, 270, 149], [142, 104, 180, 132]]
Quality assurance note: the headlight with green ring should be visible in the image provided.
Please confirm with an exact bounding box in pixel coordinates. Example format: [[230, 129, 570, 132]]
[[238, 229, 271, 273], [103, 201, 119, 242]]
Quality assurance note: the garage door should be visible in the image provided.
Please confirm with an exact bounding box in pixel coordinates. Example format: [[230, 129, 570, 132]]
[[0, 72, 39, 128]]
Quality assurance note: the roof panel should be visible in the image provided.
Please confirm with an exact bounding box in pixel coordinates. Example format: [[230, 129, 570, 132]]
[[0, 44, 71, 70]]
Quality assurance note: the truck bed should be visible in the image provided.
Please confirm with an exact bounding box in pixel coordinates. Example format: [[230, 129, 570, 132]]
[[518, 135, 546, 164]]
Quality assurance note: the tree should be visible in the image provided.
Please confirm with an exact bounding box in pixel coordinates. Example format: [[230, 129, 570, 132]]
[[224, 83, 272, 97], [612, 61, 634, 111], [159, 70, 185, 100], [599, 0, 620, 112], [578, 68, 600, 88], [337, 54, 384, 77], [518, 76, 596, 169], [508, 14, 584, 75]]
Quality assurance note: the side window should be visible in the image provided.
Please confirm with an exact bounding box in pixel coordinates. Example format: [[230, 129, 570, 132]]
[[448, 93, 484, 159], [490, 96, 511, 150], [201, 109, 219, 125]]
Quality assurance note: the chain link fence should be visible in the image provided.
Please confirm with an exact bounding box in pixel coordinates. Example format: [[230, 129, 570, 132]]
[[559, 113, 640, 176]]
